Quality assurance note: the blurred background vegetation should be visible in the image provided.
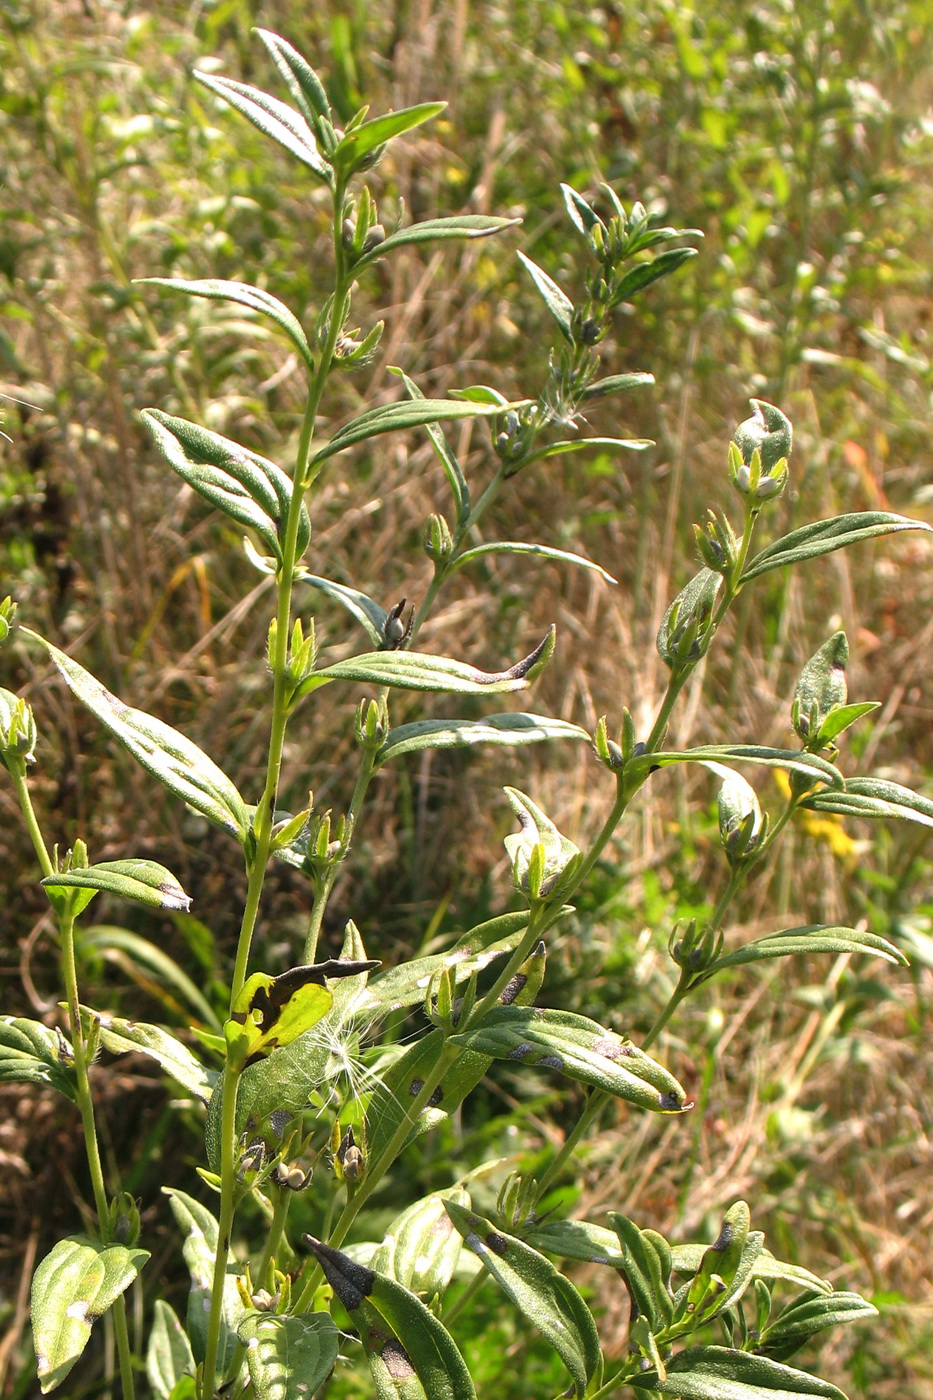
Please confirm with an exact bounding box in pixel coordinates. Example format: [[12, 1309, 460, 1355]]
[[0, 0, 931, 1395]]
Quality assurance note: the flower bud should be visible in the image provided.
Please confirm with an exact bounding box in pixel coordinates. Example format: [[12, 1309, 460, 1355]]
[[423, 512, 453, 563], [717, 769, 764, 865], [0, 596, 17, 644], [668, 917, 723, 974], [107, 1192, 141, 1247], [791, 631, 848, 748], [354, 697, 386, 751], [381, 597, 412, 650], [0, 689, 37, 770], [693, 508, 738, 575], [657, 568, 722, 670], [733, 399, 793, 473], [503, 787, 581, 903], [362, 223, 385, 252]]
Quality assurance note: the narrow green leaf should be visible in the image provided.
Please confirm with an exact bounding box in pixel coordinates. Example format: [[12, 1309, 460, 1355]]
[[561, 183, 604, 235], [80, 1008, 216, 1102], [629, 743, 843, 790], [516, 251, 574, 341], [759, 1291, 878, 1363], [444, 1203, 602, 1396], [395, 370, 470, 523], [449, 1006, 689, 1112], [255, 29, 332, 130], [164, 1190, 244, 1375], [296, 570, 387, 647], [701, 924, 907, 980], [362, 910, 536, 1012], [612, 246, 699, 303], [364, 1030, 492, 1167], [375, 713, 590, 766], [146, 1300, 195, 1400], [43, 859, 190, 912], [374, 1188, 470, 1300], [450, 540, 616, 584], [301, 1237, 476, 1400], [194, 70, 331, 181], [526, 1219, 625, 1268], [309, 397, 515, 471], [741, 512, 930, 583], [802, 776, 933, 829], [333, 102, 445, 172], [358, 215, 519, 272], [142, 409, 311, 564], [670, 1244, 831, 1295], [0, 1016, 76, 1100], [630, 1344, 847, 1399], [525, 436, 653, 467], [297, 628, 555, 699], [582, 372, 655, 400], [238, 1313, 340, 1400], [815, 702, 879, 745], [32, 1237, 149, 1394], [138, 278, 314, 368], [25, 631, 248, 839], [609, 1214, 674, 1330]]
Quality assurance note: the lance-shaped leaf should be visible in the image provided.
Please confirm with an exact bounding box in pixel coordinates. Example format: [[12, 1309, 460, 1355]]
[[297, 628, 554, 700], [26, 632, 248, 839], [395, 369, 470, 523], [612, 246, 699, 304], [297, 571, 388, 647], [516, 251, 574, 341], [254, 28, 333, 141], [238, 1313, 339, 1400], [42, 859, 190, 913], [526, 1219, 626, 1268], [699, 924, 906, 981], [670, 1244, 831, 1295], [444, 1203, 602, 1396], [139, 279, 314, 369], [524, 436, 653, 469], [609, 1214, 674, 1331], [365, 1029, 492, 1168], [449, 1006, 689, 1112], [375, 713, 590, 767], [194, 70, 332, 181], [801, 776, 933, 829], [32, 1236, 150, 1394], [450, 540, 616, 584], [758, 1290, 878, 1364], [309, 395, 516, 472], [630, 1345, 847, 1399], [146, 1300, 196, 1400], [582, 371, 655, 400], [142, 410, 311, 564], [357, 215, 520, 275], [80, 1009, 216, 1103], [740, 511, 929, 583], [0, 1016, 76, 1100], [225, 960, 378, 1070], [373, 1187, 470, 1302], [302, 1237, 476, 1400], [164, 1189, 245, 1374], [333, 101, 446, 175], [626, 743, 843, 790]]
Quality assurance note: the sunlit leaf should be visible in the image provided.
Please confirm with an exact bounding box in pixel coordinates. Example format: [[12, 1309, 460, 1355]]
[[146, 1300, 195, 1400], [701, 924, 907, 981], [164, 1189, 244, 1375], [801, 776, 933, 829], [630, 1344, 847, 1399], [333, 102, 446, 174], [42, 859, 190, 912], [80, 1008, 216, 1102], [741, 512, 929, 583], [138, 279, 314, 368], [516, 251, 574, 341], [450, 540, 616, 584], [238, 1312, 339, 1399], [194, 70, 331, 181], [0, 1017, 76, 1100], [375, 713, 590, 766]]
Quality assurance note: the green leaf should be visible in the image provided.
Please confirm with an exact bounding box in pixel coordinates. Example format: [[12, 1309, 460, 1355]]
[[164, 1189, 245, 1375], [394, 369, 470, 524], [78, 924, 221, 1030], [194, 70, 332, 181], [138, 279, 314, 369], [813, 702, 879, 745], [309, 396, 516, 473], [449, 1006, 689, 1112], [375, 712, 591, 766], [365, 1029, 491, 1167], [297, 570, 388, 646], [609, 1214, 674, 1331], [362, 909, 537, 1012], [582, 372, 655, 400], [146, 1300, 195, 1400], [701, 925, 907, 980], [670, 1244, 831, 1294], [358, 215, 519, 273], [225, 960, 378, 1070], [42, 859, 190, 912], [444, 1203, 602, 1395], [205, 1031, 331, 1173], [373, 1188, 470, 1301], [32, 1236, 149, 1394], [0, 1016, 76, 1100], [255, 29, 333, 134], [630, 1345, 847, 1399], [450, 540, 616, 584], [516, 251, 574, 341], [759, 1291, 878, 1363], [297, 628, 555, 699], [741, 512, 930, 583], [524, 435, 653, 467], [80, 1008, 216, 1103], [629, 743, 843, 790], [301, 1237, 476, 1400], [801, 776, 933, 829], [333, 102, 445, 174], [612, 246, 699, 303], [25, 631, 248, 839], [526, 1219, 625, 1268], [561, 183, 604, 235], [142, 409, 311, 564], [238, 1313, 340, 1400]]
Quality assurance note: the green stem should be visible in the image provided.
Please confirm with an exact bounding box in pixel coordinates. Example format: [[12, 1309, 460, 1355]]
[[10, 761, 54, 879], [640, 972, 691, 1053], [441, 1266, 488, 1326], [534, 1090, 606, 1202], [200, 1060, 240, 1400], [303, 743, 377, 963]]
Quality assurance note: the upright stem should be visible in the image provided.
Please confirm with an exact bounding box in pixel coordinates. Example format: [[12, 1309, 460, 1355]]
[[200, 1060, 240, 1399]]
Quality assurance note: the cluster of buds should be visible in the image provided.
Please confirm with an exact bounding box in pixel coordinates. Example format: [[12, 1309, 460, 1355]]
[[423, 512, 453, 565], [729, 400, 792, 503], [693, 508, 739, 576], [496, 1171, 540, 1233], [668, 917, 723, 977], [332, 1123, 364, 1186], [657, 568, 722, 670], [236, 1261, 292, 1316], [716, 768, 766, 866], [493, 406, 539, 476], [340, 187, 386, 263], [0, 688, 36, 772], [503, 787, 581, 904], [355, 695, 388, 751]]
